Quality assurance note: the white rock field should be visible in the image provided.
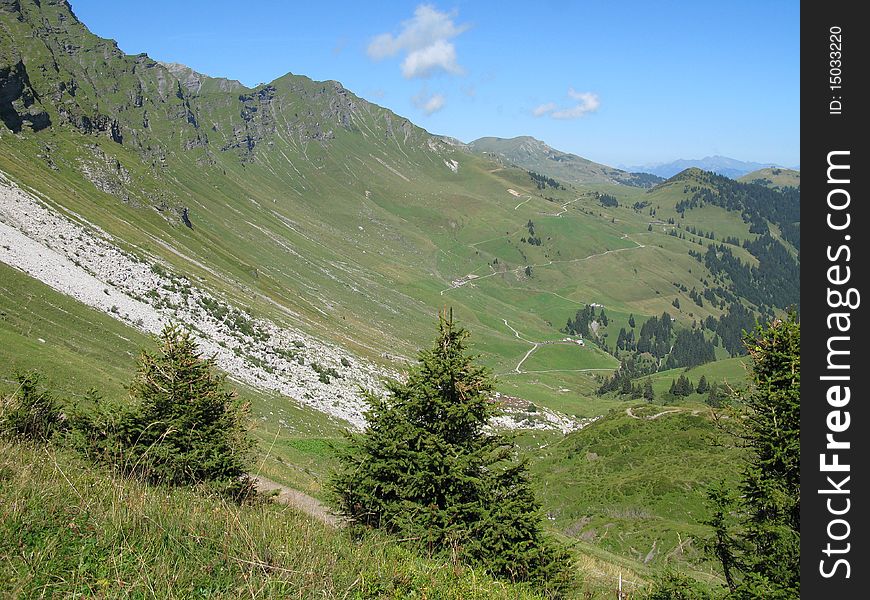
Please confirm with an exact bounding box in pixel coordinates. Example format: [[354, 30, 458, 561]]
[[0, 169, 585, 432]]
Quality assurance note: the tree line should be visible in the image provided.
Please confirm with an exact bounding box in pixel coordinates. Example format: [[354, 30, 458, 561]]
[[528, 170, 563, 190]]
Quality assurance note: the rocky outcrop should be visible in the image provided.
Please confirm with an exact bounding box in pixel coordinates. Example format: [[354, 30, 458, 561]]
[[158, 61, 244, 95], [0, 61, 51, 132], [57, 108, 122, 143], [0, 0, 21, 15], [181, 207, 192, 228], [76, 144, 133, 202]]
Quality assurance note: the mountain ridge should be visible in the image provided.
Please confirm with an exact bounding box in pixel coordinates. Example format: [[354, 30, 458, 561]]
[[738, 167, 800, 189], [468, 135, 663, 188]]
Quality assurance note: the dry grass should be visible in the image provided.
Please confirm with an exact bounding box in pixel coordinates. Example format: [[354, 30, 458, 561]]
[[0, 441, 547, 599]]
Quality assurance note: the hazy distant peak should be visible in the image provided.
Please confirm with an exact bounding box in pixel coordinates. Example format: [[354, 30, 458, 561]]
[[623, 156, 787, 180]]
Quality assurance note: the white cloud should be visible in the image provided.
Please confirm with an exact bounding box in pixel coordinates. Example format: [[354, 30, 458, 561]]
[[413, 90, 446, 115], [402, 39, 462, 78], [368, 4, 469, 79], [532, 102, 557, 117], [533, 89, 600, 119]]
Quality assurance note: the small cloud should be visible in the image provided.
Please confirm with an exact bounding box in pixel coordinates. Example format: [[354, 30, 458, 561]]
[[368, 33, 398, 60], [332, 37, 348, 56], [413, 90, 446, 115], [553, 93, 599, 119], [533, 89, 600, 119], [368, 4, 469, 79], [532, 102, 557, 117], [369, 88, 386, 99]]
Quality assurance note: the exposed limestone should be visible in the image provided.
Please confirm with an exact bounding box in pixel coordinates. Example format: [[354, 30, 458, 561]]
[[76, 144, 133, 202], [0, 171, 584, 433], [0, 170, 383, 428]]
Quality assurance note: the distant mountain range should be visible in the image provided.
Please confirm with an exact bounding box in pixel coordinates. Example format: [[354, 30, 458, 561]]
[[623, 156, 797, 180], [463, 139, 796, 188], [467, 136, 663, 188]]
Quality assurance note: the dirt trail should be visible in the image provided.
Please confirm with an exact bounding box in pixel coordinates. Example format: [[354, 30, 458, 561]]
[[548, 197, 581, 217], [252, 475, 342, 527], [514, 195, 532, 210], [625, 407, 684, 420]]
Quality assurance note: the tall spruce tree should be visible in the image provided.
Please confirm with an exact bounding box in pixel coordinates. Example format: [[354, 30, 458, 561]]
[[330, 310, 571, 591], [705, 314, 800, 598]]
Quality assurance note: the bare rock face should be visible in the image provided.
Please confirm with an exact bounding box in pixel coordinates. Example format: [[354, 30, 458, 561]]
[[0, 61, 51, 132], [158, 61, 244, 95], [76, 145, 133, 202], [57, 109, 123, 143], [0, 0, 21, 14]]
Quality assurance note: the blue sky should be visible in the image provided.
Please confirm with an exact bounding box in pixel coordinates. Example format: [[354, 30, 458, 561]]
[[70, 1, 799, 167]]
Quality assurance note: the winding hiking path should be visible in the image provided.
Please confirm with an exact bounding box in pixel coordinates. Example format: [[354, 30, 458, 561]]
[[503, 318, 539, 373], [625, 407, 684, 420], [514, 195, 532, 210], [439, 233, 646, 296], [547, 197, 581, 217], [500, 319, 615, 375], [251, 475, 342, 528]]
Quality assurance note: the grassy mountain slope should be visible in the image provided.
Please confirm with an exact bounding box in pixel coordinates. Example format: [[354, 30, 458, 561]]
[[1, 2, 798, 587], [468, 136, 662, 187], [0, 261, 347, 495], [0, 441, 547, 599], [1, 0, 798, 421], [531, 406, 740, 583], [1, 258, 652, 597], [738, 167, 800, 189], [637, 356, 750, 398]]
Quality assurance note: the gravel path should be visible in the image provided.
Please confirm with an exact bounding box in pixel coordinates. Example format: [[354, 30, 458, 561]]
[[252, 475, 342, 527], [625, 407, 684, 420]]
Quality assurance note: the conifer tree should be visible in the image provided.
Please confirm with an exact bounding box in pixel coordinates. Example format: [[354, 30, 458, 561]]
[[643, 378, 655, 402], [706, 314, 800, 598], [0, 371, 64, 441], [705, 384, 725, 408], [671, 374, 694, 397], [87, 324, 254, 496], [331, 310, 571, 591]]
